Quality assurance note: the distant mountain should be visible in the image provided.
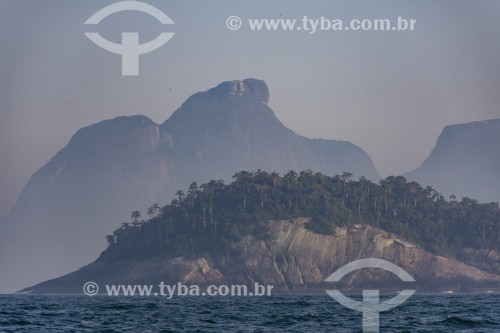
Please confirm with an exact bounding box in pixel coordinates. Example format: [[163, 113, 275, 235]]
[[405, 119, 500, 203], [0, 116, 170, 293], [0, 78, 379, 293], [161, 79, 379, 182]]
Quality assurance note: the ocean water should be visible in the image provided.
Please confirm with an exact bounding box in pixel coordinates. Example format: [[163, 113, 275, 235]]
[[0, 293, 499, 332]]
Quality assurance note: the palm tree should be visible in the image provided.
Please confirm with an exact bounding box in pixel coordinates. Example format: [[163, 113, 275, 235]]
[[423, 186, 435, 199], [215, 179, 225, 188], [105, 234, 116, 246], [270, 172, 280, 190], [188, 182, 198, 193], [147, 207, 155, 220], [340, 171, 353, 183], [340, 172, 353, 204], [232, 171, 253, 182], [257, 184, 268, 209], [153, 203, 161, 214], [175, 190, 185, 203], [187, 182, 198, 209], [285, 170, 298, 181], [131, 210, 141, 226]]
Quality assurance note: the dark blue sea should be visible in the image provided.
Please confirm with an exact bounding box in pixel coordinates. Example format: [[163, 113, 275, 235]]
[[0, 293, 499, 332]]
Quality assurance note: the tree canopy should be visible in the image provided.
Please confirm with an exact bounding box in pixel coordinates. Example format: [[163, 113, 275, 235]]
[[103, 170, 500, 261]]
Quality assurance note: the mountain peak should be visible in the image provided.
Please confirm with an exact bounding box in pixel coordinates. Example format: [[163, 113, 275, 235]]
[[0, 79, 380, 292], [405, 118, 500, 203], [213, 78, 269, 105]]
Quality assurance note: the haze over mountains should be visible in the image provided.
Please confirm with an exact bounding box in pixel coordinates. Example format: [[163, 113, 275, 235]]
[[1, 78, 499, 294], [405, 119, 500, 204], [0, 79, 380, 293]]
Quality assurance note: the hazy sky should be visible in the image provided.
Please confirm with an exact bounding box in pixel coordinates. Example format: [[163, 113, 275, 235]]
[[1, 0, 500, 217]]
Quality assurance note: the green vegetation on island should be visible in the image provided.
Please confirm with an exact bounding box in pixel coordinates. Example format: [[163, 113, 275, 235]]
[[104, 170, 500, 261]]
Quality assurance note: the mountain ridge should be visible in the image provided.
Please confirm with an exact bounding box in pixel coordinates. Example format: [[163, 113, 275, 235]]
[[0, 79, 380, 293]]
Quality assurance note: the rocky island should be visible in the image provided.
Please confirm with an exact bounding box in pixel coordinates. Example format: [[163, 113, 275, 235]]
[[22, 171, 500, 293]]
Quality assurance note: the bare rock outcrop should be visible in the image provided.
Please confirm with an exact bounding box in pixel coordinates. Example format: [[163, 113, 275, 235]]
[[214, 78, 270, 105], [22, 219, 500, 293]]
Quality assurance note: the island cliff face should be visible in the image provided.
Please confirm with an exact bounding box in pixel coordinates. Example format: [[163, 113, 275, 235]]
[[23, 219, 500, 293]]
